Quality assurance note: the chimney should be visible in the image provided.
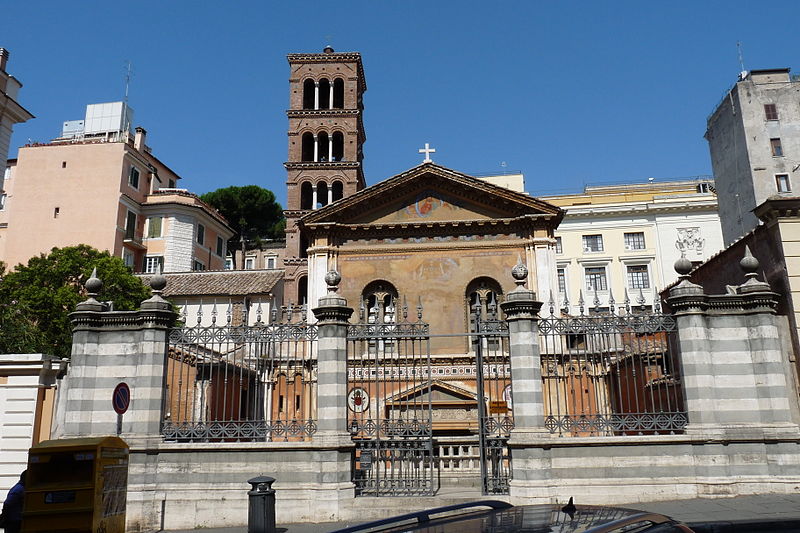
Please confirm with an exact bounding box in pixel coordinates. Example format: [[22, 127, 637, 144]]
[[0, 48, 9, 72], [134, 126, 147, 151]]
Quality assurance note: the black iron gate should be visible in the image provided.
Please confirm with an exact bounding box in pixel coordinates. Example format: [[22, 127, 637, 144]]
[[471, 304, 512, 495], [346, 303, 435, 496], [346, 296, 513, 496]]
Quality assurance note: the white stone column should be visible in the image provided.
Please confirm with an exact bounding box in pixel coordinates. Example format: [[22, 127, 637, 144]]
[[314, 81, 319, 110], [327, 185, 333, 205], [312, 184, 318, 210], [329, 83, 334, 110], [328, 137, 333, 162], [313, 135, 319, 162]]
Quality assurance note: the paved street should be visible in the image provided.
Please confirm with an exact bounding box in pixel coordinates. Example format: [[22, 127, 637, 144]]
[[169, 492, 800, 532]]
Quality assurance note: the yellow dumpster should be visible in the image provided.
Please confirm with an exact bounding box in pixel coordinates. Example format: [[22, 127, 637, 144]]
[[22, 436, 129, 533]]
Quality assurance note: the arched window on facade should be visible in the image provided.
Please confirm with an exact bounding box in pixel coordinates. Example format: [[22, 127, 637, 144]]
[[332, 131, 344, 161], [362, 281, 399, 325], [316, 182, 329, 208], [332, 181, 344, 202], [333, 78, 345, 109], [302, 79, 315, 110], [301, 132, 314, 162], [300, 181, 313, 210], [317, 131, 330, 162], [298, 275, 308, 305], [318, 78, 331, 109], [466, 277, 503, 351]]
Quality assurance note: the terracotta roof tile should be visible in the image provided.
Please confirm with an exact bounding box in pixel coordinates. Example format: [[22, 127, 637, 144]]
[[139, 270, 282, 297]]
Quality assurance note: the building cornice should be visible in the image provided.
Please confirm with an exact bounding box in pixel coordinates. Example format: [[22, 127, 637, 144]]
[[286, 109, 360, 118], [284, 161, 361, 171], [287, 52, 366, 92], [559, 199, 719, 219]]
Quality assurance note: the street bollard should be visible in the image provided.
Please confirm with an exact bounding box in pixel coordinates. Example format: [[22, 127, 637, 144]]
[[247, 475, 276, 533]]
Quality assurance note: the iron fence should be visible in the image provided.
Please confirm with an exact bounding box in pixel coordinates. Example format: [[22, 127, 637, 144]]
[[539, 292, 686, 436], [162, 303, 318, 442]]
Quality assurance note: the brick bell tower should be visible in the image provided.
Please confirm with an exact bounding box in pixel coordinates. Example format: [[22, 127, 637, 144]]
[[283, 46, 367, 305]]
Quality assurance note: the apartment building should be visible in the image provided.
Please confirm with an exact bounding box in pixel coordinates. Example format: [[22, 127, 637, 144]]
[[541, 179, 724, 313], [0, 102, 233, 272]]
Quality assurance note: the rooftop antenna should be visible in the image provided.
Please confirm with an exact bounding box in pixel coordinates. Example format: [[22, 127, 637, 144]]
[[500, 161, 508, 175], [737, 41, 747, 80], [122, 60, 133, 135]]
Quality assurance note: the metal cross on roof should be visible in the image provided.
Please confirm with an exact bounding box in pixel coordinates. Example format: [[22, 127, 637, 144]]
[[418, 143, 436, 163]]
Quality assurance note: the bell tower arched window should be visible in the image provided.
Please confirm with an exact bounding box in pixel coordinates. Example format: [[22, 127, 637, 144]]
[[300, 182, 313, 210], [298, 275, 308, 305], [302, 79, 315, 110], [332, 131, 344, 161], [318, 132, 330, 162], [301, 132, 314, 162], [316, 182, 329, 208], [318, 78, 331, 110], [332, 181, 344, 202], [333, 78, 345, 109]]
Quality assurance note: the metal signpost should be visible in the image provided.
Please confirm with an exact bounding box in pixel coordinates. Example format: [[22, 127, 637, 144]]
[[112, 382, 130, 436]]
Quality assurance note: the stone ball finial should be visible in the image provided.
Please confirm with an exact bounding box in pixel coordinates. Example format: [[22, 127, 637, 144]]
[[511, 255, 528, 289], [85, 267, 103, 296], [325, 270, 341, 294], [740, 245, 759, 275], [149, 264, 167, 294], [674, 256, 693, 276]]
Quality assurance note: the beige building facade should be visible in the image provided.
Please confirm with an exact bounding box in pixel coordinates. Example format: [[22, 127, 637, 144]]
[[541, 179, 724, 313]]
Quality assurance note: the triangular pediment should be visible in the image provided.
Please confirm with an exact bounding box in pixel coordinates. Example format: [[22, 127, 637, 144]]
[[300, 163, 562, 227], [387, 379, 476, 404]]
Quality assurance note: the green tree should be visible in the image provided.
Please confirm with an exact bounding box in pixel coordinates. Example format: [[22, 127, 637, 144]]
[[200, 185, 284, 267], [0, 245, 151, 357]]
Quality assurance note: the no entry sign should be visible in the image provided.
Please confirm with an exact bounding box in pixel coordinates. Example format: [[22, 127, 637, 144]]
[[112, 382, 131, 415]]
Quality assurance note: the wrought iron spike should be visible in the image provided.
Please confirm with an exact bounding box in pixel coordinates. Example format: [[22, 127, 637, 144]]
[[402, 296, 408, 321], [548, 290, 555, 316], [417, 296, 423, 321], [301, 303, 308, 323], [637, 287, 646, 308], [255, 301, 263, 324], [578, 290, 585, 316], [624, 288, 631, 314], [593, 288, 601, 312], [211, 300, 218, 325], [653, 286, 662, 313], [181, 303, 188, 323], [608, 287, 615, 314], [561, 292, 570, 316], [359, 300, 366, 321], [227, 301, 233, 324], [196, 298, 203, 326]]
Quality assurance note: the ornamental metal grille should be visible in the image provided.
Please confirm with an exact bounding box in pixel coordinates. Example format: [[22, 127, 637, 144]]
[[347, 303, 435, 497], [162, 302, 318, 442], [539, 294, 686, 436]]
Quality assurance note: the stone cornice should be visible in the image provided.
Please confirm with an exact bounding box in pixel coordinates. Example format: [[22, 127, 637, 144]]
[[284, 161, 361, 171], [283, 257, 308, 266], [667, 290, 779, 315], [286, 109, 360, 118], [70, 308, 176, 331], [314, 240, 530, 255], [561, 199, 718, 219], [754, 195, 800, 223], [302, 214, 553, 238]]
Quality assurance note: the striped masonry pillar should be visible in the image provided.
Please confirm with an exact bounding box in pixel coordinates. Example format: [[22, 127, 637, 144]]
[[668, 250, 799, 436], [57, 270, 174, 441], [500, 261, 547, 433], [312, 271, 353, 436]]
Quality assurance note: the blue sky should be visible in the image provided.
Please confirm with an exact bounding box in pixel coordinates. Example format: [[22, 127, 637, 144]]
[[4, 1, 800, 206]]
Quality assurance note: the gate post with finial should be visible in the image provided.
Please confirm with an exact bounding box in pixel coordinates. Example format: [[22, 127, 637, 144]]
[[499, 258, 548, 434]]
